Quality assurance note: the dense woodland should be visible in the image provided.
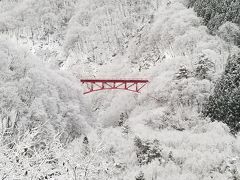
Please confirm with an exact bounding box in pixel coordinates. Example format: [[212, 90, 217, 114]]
[[189, 0, 240, 37], [0, 0, 240, 179]]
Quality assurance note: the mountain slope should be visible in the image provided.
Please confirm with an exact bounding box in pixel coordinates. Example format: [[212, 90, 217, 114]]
[[0, 0, 240, 179]]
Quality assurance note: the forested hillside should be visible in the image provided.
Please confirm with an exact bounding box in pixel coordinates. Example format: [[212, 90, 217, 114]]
[[188, 0, 240, 46], [0, 0, 240, 179]]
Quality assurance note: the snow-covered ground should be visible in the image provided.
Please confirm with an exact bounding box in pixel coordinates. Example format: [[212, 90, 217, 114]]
[[0, 0, 240, 179]]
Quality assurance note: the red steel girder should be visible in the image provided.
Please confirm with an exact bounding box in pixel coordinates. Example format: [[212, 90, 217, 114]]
[[80, 79, 149, 94]]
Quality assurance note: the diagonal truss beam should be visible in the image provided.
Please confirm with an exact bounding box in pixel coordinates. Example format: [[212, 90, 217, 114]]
[[81, 79, 149, 94]]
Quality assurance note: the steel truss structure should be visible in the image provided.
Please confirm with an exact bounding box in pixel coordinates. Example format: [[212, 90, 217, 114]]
[[80, 79, 149, 94]]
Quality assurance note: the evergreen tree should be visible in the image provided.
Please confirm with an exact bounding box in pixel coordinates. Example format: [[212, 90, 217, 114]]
[[204, 53, 240, 133], [134, 137, 162, 165], [135, 171, 145, 180], [194, 53, 215, 80], [82, 136, 90, 156], [176, 65, 190, 79], [118, 112, 128, 126]]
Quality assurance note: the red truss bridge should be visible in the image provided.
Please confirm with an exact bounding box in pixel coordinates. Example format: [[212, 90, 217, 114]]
[[80, 79, 149, 94]]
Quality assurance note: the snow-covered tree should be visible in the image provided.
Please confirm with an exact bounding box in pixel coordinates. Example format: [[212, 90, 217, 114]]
[[0, 37, 91, 144], [218, 22, 240, 46], [193, 53, 215, 80]]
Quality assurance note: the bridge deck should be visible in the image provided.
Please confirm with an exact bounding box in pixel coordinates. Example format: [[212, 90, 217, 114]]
[[80, 79, 149, 83]]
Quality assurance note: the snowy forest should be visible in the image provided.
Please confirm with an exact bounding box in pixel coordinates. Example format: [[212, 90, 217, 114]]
[[0, 0, 240, 179]]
